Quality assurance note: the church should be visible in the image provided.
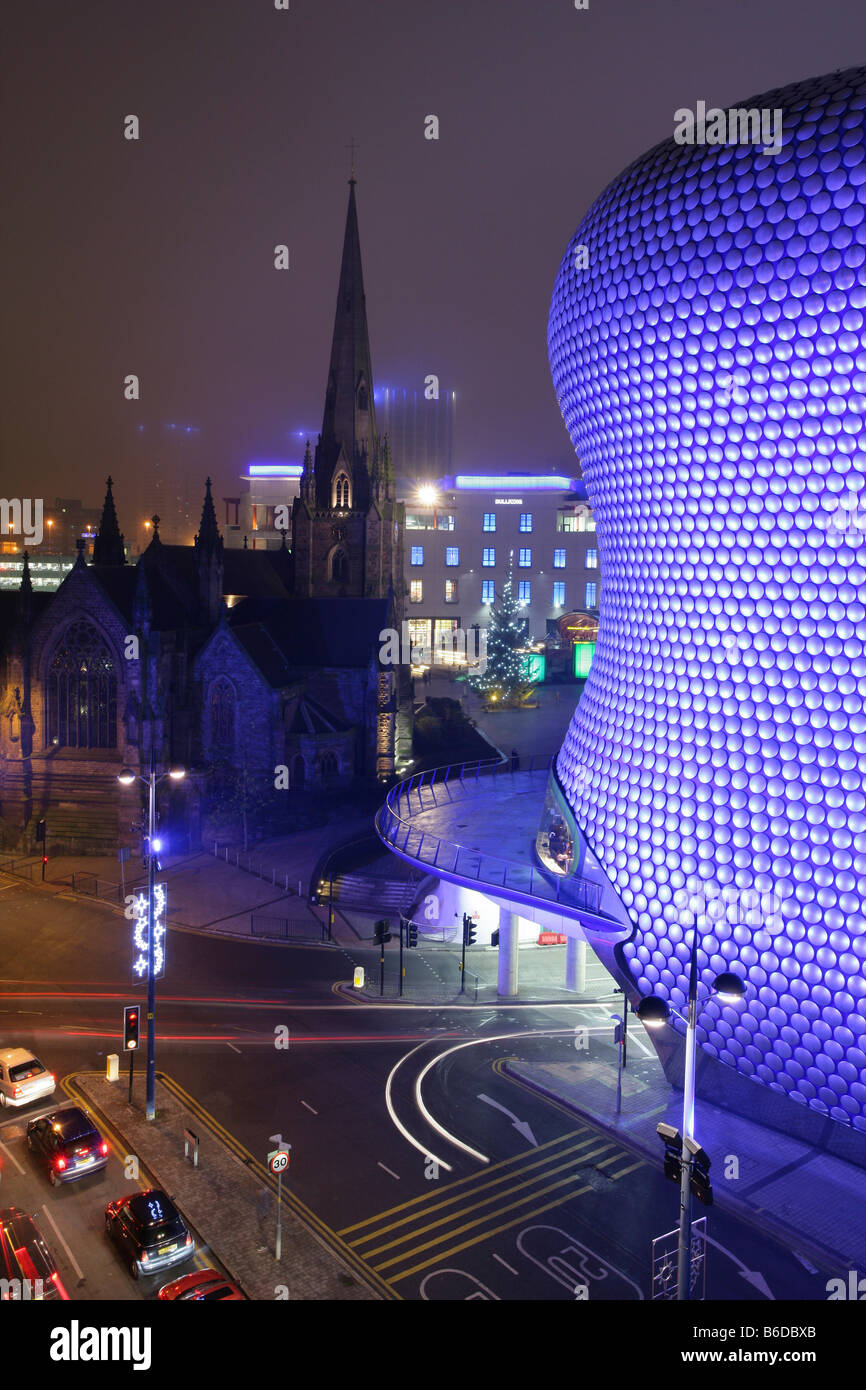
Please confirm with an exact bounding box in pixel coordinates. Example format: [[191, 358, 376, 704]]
[[0, 179, 411, 854]]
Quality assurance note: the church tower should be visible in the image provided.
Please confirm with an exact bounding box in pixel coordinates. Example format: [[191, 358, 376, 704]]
[[291, 178, 404, 607]]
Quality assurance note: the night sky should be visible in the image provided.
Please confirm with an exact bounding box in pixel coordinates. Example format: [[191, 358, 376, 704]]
[[2, 0, 863, 521]]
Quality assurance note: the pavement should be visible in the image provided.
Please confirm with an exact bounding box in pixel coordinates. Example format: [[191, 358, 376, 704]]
[[506, 1043, 866, 1281]]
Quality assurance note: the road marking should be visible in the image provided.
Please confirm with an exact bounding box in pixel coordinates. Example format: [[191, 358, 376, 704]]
[[368, 1141, 616, 1267], [492, 1253, 519, 1276], [378, 1162, 401, 1181], [0, 1136, 25, 1174], [340, 1130, 590, 1237], [226, 1042, 242, 1054], [301, 1101, 318, 1115], [625, 1030, 654, 1059], [40, 1204, 85, 1283], [385, 1043, 454, 1174]]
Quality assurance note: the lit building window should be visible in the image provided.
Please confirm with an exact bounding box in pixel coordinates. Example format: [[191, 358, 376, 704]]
[[586, 548, 598, 569], [482, 580, 495, 604], [445, 579, 458, 603], [483, 513, 497, 532], [519, 513, 533, 533], [585, 581, 598, 607], [410, 580, 423, 603], [553, 549, 566, 568], [482, 547, 496, 567], [333, 472, 352, 509], [518, 581, 531, 604], [411, 546, 424, 566], [553, 581, 566, 607], [518, 548, 532, 567], [557, 514, 578, 533], [437, 514, 456, 531], [445, 546, 459, 566]]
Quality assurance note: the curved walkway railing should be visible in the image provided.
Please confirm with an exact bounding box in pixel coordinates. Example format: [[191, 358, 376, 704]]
[[376, 752, 615, 921]]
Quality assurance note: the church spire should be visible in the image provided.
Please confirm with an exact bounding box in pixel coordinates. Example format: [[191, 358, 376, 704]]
[[194, 477, 223, 625], [92, 476, 126, 566], [300, 439, 315, 502], [318, 178, 378, 496], [195, 477, 221, 555]]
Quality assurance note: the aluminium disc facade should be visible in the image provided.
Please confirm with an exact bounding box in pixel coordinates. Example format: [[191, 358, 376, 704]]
[[549, 67, 866, 1129]]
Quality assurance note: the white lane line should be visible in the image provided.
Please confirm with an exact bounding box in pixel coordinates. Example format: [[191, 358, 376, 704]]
[[40, 1204, 85, 1283], [300, 1101, 318, 1115], [377, 1162, 401, 1181], [226, 1043, 242, 1054], [626, 1030, 654, 1058], [0, 1137, 26, 1174], [492, 1253, 519, 1276]]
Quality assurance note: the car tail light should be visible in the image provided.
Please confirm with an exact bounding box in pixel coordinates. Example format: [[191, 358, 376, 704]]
[[185, 1233, 192, 1246], [141, 1250, 149, 1263], [49, 1075, 55, 1085], [55, 1157, 66, 1171], [12, 1085, 21, 1098], [100, 1142, 108, 1155]]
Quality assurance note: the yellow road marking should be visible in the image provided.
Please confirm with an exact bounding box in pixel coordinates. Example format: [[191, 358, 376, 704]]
[[352, 1135, 614, 1253], [373, 1159, 615, 1275], [338, 1127, 588, 1236]]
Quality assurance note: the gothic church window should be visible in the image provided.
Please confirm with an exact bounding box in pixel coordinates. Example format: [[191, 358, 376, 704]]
[[46, 621, 117, 749], [331, 548, 349, 583], [319, 751, 339, 781], [210, 677, 236, 751], [333, 472, 351, 509]]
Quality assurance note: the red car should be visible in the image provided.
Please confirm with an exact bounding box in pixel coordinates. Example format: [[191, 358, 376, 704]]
[[158, 1268, 244, 1301]]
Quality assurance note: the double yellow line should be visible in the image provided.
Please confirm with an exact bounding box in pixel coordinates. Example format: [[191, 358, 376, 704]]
[[339, 1125, 643, 1286]]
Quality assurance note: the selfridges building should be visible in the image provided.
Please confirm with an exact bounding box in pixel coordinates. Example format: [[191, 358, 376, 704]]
[[548, 66, 866, 1135]]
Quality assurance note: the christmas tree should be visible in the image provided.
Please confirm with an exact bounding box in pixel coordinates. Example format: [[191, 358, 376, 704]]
[[468, 554, 531, 704]]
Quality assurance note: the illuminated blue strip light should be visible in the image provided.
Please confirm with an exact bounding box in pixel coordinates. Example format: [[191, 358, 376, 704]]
[[130, 883, 167, 981], [454, 475, 577, 490], [247, 463, 304, 477], [548, 65, 866, 1131]]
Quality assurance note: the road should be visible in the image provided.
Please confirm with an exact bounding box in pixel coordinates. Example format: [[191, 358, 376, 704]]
[[0, 871, 837, 1301]]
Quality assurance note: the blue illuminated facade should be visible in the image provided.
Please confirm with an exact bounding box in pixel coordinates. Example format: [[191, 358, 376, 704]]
[[549, 67, 866, 1130]]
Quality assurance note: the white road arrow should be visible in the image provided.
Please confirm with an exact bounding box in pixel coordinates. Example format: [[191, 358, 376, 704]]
[[702, 1232, 775, 1300], [478, 1093, 538, 1146]]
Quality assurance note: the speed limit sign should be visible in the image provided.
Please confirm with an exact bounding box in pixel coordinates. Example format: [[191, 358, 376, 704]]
[[268, 1149, 290, 1174]]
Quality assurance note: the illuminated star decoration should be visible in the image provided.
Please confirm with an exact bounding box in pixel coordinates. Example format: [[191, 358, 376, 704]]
[[132, 883, 167, 980]]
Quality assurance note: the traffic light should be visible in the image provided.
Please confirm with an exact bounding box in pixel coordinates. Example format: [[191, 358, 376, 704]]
[[657, 1121, 682, 1184], [374, 919, 392, 944], [405, 920, 419, 949], [35, 819, 46, 843], [123, 1005, 140, 1052], [686, 1137, 713, 1206], [462, 913, 477, 946]]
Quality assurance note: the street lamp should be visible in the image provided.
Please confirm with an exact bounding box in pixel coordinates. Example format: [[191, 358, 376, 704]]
[[637, 942, 746, 1302], [117, 752, 185, 1120]]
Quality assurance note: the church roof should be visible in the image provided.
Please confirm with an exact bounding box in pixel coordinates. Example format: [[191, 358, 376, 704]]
[[283, 691, 351, 735], [229, 596, 387, 683]]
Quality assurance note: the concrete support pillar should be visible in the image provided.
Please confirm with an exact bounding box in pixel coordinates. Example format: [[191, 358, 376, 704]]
[[566, 935, 587, 993], [497, 906, 519, 998]]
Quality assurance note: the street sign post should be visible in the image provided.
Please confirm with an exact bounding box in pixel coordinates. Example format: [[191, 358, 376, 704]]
[[267, 1137, 291, 1262]]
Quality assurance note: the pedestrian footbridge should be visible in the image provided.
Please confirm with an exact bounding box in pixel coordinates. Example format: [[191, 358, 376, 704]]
[[375, 754, 628, 939]]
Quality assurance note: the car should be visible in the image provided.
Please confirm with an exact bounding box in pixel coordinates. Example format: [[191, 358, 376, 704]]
[[105, 1189, 194, 1280], [158, 1268, 244, 1301], [0, 1048, 56, 1109], [0, 1206, 68, 1300], [27, 1106, 109, 1185]]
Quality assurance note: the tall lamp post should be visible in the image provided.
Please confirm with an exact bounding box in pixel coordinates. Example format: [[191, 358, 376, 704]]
[[118, 751, 185, 1120], [638, 932, 746, 1302]]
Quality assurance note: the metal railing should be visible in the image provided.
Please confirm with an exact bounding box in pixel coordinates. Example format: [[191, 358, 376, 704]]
[[250, 914, 331, 943], [212, 843, 301, 896], [375, 751, 608, 918]]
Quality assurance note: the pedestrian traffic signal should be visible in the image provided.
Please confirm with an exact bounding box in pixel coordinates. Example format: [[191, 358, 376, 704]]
[[123, 1005, 140, 1051], [462, 913, 477, 946], [374, 919, 392, 944], [686, 1137, 713, 1207], [405, 920, 419, 949]]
